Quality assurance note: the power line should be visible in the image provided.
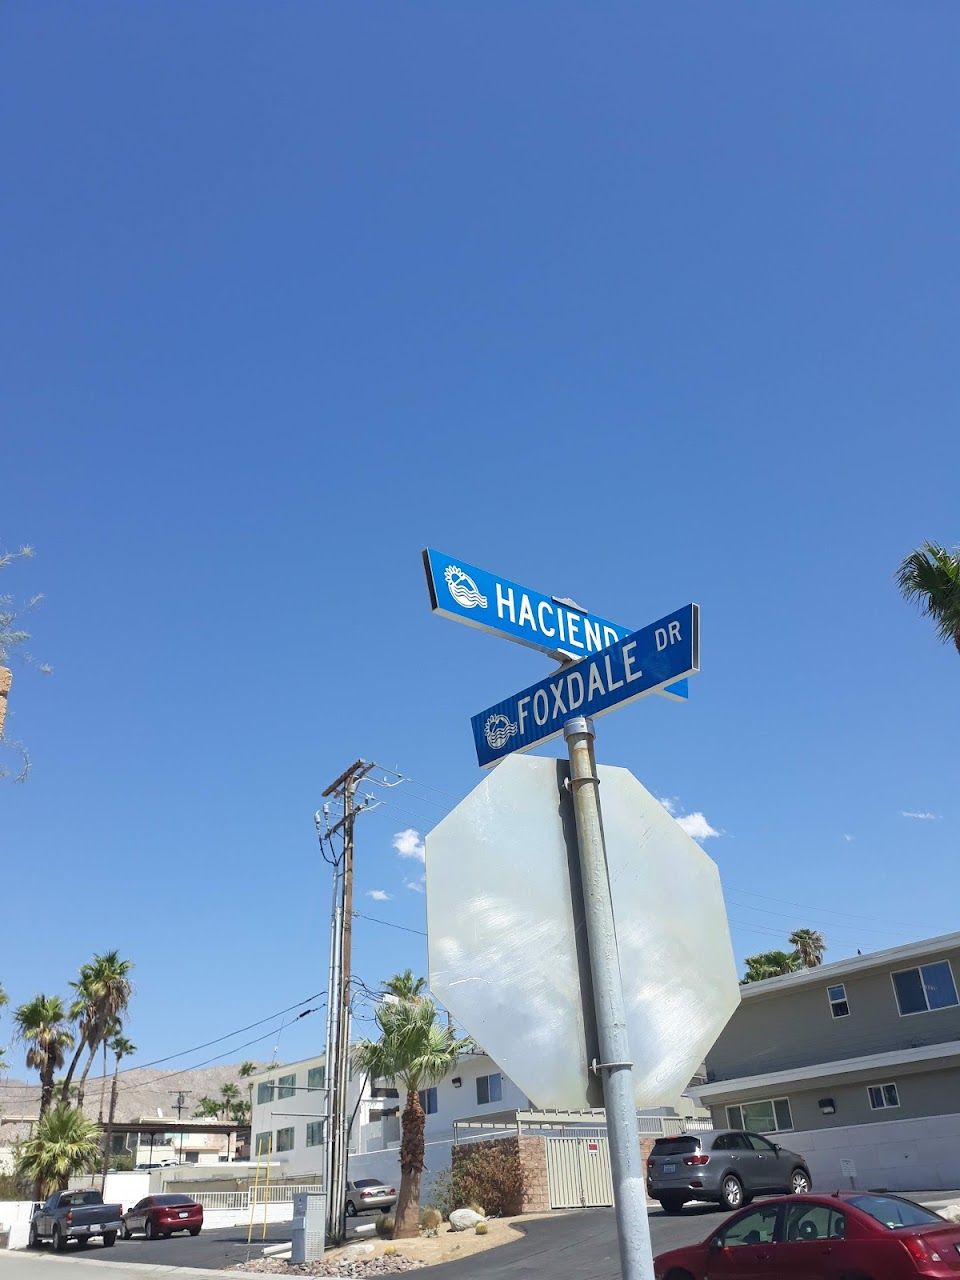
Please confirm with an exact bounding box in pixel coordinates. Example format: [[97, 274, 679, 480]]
[[353, 910, 427, 938]]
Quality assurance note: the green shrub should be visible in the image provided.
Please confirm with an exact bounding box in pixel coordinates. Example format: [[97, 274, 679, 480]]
[[475, 1221, 488, 1235]]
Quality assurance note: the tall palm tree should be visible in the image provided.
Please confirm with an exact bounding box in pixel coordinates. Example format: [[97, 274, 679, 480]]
[[789, 928, 826, 969], [67, 952, 133, 1112], [102, 1033, 135, 1177], [897, 542, 960, 653], [238, 1060, 257, 1079], [382, 970, 427, 1002], [742, 950, 801, 984], [14, 995, 74, 1118], [353, 981, 470, 1239], [0, 981, 7, 1070], [17, 1103, 102, 1200], [219, 1082, 241, 1116], [60, 963, 99, 1104], [193, 1096, 222, 1119]]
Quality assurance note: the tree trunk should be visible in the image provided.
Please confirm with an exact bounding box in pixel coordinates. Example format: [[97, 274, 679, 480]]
[[39, 1062, 54, 1120], [60, 1039, 87, 1104], [392, 1089, 425, 1239], [102, 1063, 120, 1178], [98, 1040, 108, 1123], [75, 1041, 99, 1111]]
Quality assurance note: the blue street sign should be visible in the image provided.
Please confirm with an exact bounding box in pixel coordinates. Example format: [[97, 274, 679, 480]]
[[471, 604, 700, 769], [423, 548, 688, 700]]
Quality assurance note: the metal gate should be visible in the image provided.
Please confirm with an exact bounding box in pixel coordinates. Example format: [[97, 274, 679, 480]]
[[545, 1135, 614, 1209]]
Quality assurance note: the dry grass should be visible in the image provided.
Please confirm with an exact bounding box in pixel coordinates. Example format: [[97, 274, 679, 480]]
[[331, 1214, 554, 1266]]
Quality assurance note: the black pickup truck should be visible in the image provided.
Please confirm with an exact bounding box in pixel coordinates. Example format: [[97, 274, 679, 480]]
[[29, 1189, 124, 1250]]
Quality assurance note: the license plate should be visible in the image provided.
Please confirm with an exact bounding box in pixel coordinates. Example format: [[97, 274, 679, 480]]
[[178, 1212, 189, 1218], [662, 1163, 677, 1174]]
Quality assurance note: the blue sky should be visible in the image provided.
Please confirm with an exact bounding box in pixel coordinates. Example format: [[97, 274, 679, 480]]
[[2, 2, 958, 1079]]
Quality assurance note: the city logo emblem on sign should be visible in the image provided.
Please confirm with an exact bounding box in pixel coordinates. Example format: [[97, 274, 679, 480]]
[[484, 713, 518, 750], [444, 565, 487, 610]]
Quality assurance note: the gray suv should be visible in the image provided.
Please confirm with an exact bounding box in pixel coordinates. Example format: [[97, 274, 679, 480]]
[[646, 1130, 811, 1214]]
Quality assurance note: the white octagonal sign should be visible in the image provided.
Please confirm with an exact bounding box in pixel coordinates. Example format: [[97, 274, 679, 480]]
[[426, 756, 740, 1110]]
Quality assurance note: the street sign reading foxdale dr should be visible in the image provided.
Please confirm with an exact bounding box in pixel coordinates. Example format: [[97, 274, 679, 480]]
[[472, 603, 699, 768]]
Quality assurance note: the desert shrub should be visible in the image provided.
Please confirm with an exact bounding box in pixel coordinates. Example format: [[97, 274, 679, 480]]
[[421, 1207, 442, 1231], [383, 1245, 398, 1256], [475, 1221, 488, 1235], [376, 1214, 395, 1239], [468, 1201, 486, 1216], [452, 1139, 525, 1217]]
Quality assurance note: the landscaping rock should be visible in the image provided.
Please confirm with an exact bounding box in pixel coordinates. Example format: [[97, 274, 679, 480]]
[[448, 1208, 485, 1232], [234, 1255, 425, 1275]]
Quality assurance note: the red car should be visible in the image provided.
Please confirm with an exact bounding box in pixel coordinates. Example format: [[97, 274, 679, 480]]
[[121, 1194, 203, 1240], [655, 1192, 960, 1279]]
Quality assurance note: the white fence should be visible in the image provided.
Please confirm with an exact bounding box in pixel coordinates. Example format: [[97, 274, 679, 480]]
[[191, 1183, 321, 1210]]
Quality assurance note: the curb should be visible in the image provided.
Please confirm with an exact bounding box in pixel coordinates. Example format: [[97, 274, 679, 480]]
[[0, 1254, 241, 1278]]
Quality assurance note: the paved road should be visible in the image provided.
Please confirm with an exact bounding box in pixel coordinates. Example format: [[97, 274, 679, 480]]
[[22, 1205, 726, 1276]]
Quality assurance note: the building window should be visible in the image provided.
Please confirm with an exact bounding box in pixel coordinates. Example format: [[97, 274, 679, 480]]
[[307, 1066, 325, 1091], [418, 1087, 438, 1115], [276, 1126, 295, 1152], [893, 960, 959, 1016], [278, 1074, 296, 1100], [476, 1073, 503, 1105], [827, 983, 850, 1018], [867, 1082, 900, 1111], [306, 1121, 323, 1147], [257, 1082, 274, 1105], [726, 1097, 793, 1133], [255, 1132, 272, 1155]]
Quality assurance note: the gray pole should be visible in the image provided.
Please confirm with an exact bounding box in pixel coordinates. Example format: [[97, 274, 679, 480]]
[[564, 715, 654, 1280]]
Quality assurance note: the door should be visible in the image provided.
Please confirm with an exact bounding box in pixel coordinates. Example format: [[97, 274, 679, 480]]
[[130, 1198, 150, 1232], [723, 1131, 759, 1192], [545, 1136, 613, 1208], [776, 1201, 850, 1279], [706, 1203, 783, 1279], [742, 1132, 782, 1191]]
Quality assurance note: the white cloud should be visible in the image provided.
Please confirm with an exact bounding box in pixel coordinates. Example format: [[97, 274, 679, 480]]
[[675, 812, 720, 841], [843, 834, 855, 843], [404, 875, 426, 894], [658, 797, 677, 815], [392, 828, 425, 862], [901, 810, 939, 821], [367, 889, 391, 902]]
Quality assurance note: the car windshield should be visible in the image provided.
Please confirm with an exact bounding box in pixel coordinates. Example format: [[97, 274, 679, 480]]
[[155, 1195, 194, 1206], [652, 1138, 699, 1156], [849, 1195, 944, 1229], [354, 1179, 384, 1188]]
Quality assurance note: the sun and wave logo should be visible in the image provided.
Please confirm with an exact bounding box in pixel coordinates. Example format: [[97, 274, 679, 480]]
[[444, 564, 488, 610], [484, 713, 518, 750]]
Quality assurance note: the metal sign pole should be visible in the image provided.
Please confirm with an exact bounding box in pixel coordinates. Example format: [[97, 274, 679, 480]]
[[564, 715, 654, 1280]]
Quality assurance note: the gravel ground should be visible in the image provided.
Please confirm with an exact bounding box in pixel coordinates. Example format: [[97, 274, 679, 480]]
[[234, 1257, 426, 1275]]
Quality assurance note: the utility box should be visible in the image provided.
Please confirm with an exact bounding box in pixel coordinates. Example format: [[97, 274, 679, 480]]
[[291, 1191, 326, 1264]]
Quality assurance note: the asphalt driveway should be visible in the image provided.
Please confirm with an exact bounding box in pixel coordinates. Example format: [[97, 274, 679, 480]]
[[47, 1205, 724, 1276]]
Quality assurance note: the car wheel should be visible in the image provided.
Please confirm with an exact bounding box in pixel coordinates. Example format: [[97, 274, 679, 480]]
[[28, 1223, 39, 1249], [76, 1237, 89, 1249], [659, 1197, 686, 1215], [720, 1174, 744, 1211], [345, 1200, 357, 1217], [790, 1168, 812, 1195], [189, 1228, 201, 1236], [103, 1231, 117, 1247], [145, 1217, 156, 1240], [53, 1225, 67, 1253], [121, 1221, 132, 1240]]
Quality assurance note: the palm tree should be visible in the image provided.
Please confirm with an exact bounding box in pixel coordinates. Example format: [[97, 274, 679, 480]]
[[230, 1099, 251, 1124], [742, 950, 801, 984], [789, 928, 826, 969], [66, 952, 133, 1113], [102, 1033, 135, 1177], [218, 1081, 241, 1118], [897, 542, 960, 653], [382, 970, 427, 1002], [17, 1103, 102, 1199], [14, 995, 74, 1117], [353, 980, 470, 1239], [0, 981, 7, 1070], [193, 1096, 222, 1119], [238, 1060, 257, 1079]]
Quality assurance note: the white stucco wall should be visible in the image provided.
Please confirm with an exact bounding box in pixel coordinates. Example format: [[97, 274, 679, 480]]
[[790, 1111, 960, 1191]]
